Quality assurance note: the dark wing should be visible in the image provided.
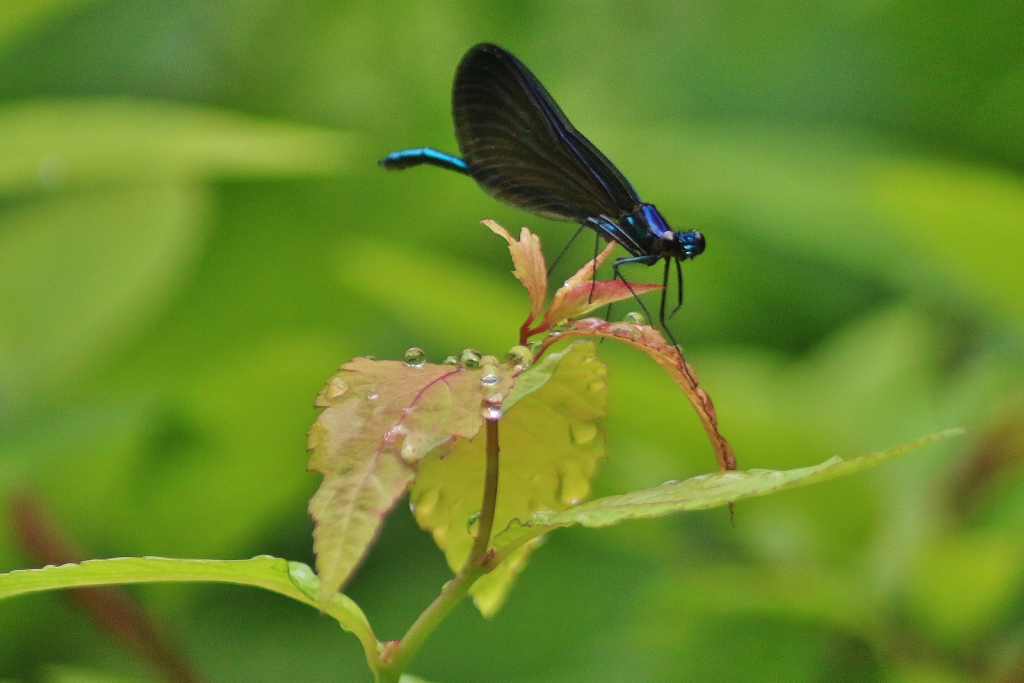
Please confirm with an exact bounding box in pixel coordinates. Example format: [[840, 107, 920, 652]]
[[453, 43, 640, 224]]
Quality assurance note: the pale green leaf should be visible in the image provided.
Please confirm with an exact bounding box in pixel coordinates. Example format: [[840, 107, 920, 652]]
[[493, 429, 964, 558], [0, 556, 377, 664], [0, 98, 353, 194], [411, 341, 607, 616]]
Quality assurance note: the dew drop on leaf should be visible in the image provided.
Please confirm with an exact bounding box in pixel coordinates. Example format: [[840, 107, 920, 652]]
[[569, 421, 598, 445], [556, 461, 591, 506], [466, 510, 482, 534], [480, 392, 503, 419], [460, 348, 482, 369], [622, 311, 646, 325], [606, 323, 641, 340], [366, 391, 379, 400], [404, 347, 426, 367], [549, 320, 568, 334], [442, 355, 459, 366], [383, 425, 408, 445], [414, 487, 440, 517], [505, 345, 533, 369], [573, 318, 603, 331], [480, 371, 500, 386]]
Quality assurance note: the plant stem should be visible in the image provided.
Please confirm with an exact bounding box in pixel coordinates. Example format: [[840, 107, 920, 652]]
[[470, 418, 501, 561], [378, 417, 501, 681]]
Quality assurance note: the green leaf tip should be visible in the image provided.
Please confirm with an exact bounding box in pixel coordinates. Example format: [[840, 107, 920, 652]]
[[492, 428, 964, 557]]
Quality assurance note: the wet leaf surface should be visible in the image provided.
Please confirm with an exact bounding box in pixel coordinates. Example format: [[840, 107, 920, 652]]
[[308, 356, 514, 603], [411, 341, 607, 616]]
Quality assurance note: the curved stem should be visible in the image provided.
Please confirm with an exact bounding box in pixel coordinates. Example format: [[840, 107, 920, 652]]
[[470, 418, 500, 561], [379, 417, 501, 681]]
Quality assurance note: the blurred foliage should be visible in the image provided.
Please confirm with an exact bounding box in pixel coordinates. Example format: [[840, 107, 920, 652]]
[[0, 1, 1021, 682]]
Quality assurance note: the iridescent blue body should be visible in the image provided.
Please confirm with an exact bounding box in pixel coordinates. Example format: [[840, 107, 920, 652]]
[[380, 148, 469, 175], [379, 43, 705, 371]]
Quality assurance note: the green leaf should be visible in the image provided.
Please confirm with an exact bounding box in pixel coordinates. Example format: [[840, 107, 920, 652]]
[[0, 184, 206, 402], [0, 556, 377, 665], [308, 356, 515, 604], [0, 98, 353, 194], [492, 429, 964, 558], [411, 341, 608, 616]]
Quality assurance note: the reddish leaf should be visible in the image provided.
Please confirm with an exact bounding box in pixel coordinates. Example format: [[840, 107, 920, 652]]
[[536, 318, 737, 471], [564, 240, 616, 288], [308, 357, 514, 603], [483, 220, 547, 330], [537, 280, 662, 333]]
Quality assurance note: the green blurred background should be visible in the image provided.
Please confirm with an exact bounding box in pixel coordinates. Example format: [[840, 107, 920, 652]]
[[1, 1, 1023, 681]]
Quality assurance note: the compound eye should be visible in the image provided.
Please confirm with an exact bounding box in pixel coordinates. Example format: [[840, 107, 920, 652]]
[[676, 230, 705, 258]]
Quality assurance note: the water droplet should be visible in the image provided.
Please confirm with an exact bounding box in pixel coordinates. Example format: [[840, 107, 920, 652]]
[[622, 311, 646, 325], [400, 441, 417, 464], [413, 488, 440, 517], [480, 355, 500, 368], [607, 323, 641, 339], [442, 355, 459, 366], [383, 425, 408, 445], [549, 320, 568, 334], [366, 391, 380, 400], [466, 510, 482, 533], [556, 461, 591, 506], [480, 371, 500, 386], [404, 347, 426, 367], [460, 348, 482, 369], [364, 355, 378, 361], [569, 422, 599, 445], [526, 340, 543, 355], [505, 345, 534, 369], [573, 318, 602, 331], [659, 479, 680, 487], [480, 393, 503, 420], [408, 502, 417, 512]]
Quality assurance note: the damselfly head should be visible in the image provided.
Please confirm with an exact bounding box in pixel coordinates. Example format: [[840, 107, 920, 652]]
[[674, 230, 705, 260]]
